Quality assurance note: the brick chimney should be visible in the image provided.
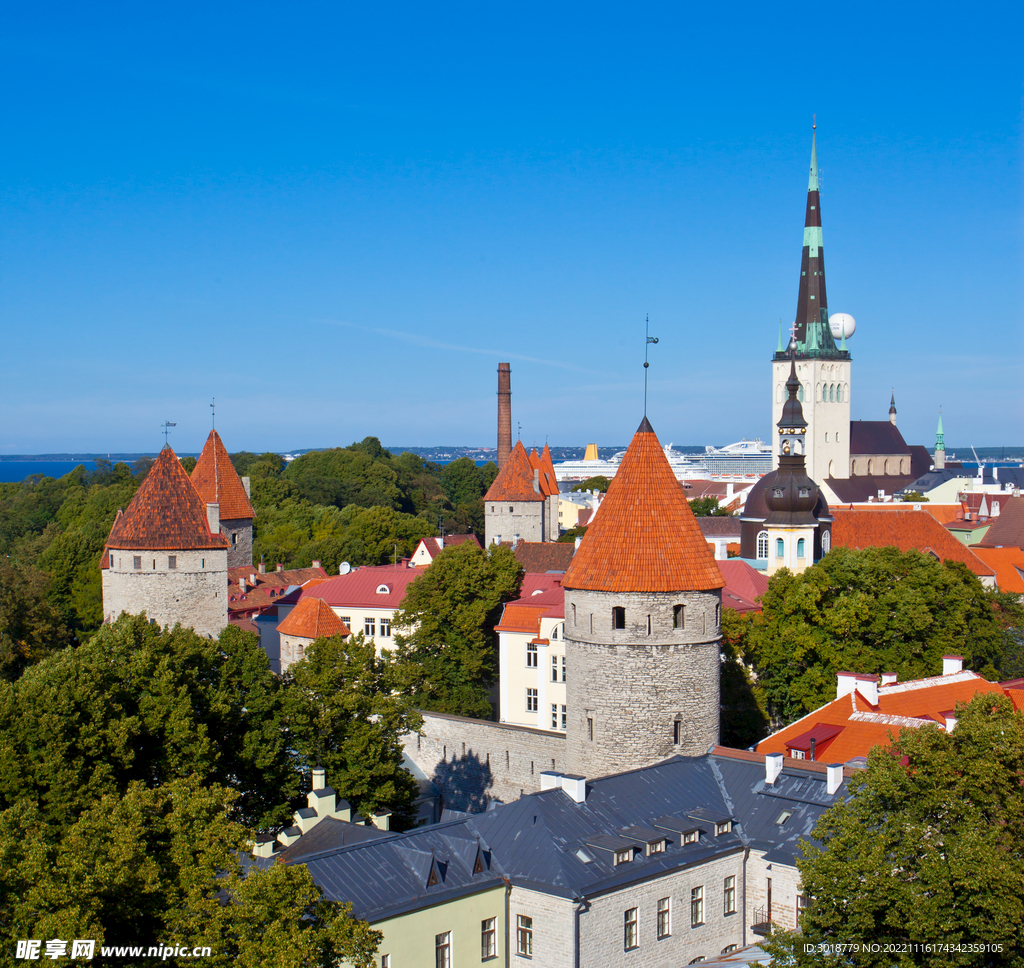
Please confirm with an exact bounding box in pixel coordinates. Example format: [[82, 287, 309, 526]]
[[942, 655, 964, 676], [497, 363, 512, 469], [276, 563, 284, 573]]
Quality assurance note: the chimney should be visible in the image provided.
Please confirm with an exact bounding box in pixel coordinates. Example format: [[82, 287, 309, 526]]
[[826, 764, 844, 796], [242, 475, 251, 498], [943, 712, 958, 732], [856, 676, 879, 707], [259, 560, 267, 574], [809, 737, 816, 761], [836, 672, 858, 699], [276, 563, 284, 573], [312, 560, 322, 570], [539, 771, 561, 791], [312, 767, 326, 791], [238, 577, 247, 594], [765, 753, 784, 785], [560, 774, 586, 803], [574, 536, 582, 550], [371, 809, 392, 831], [881, 672, 898, 686], [942, 655, 963, 676], [497, 363, 512, 469], [206, 502, 220, 535], [249, 573, 258, 585]]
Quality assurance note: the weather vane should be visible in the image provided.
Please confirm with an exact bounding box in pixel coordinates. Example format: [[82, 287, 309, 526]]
[[161, 421, 176, 445], [210, 397, 215, 429], [644, 314, 659, 416]]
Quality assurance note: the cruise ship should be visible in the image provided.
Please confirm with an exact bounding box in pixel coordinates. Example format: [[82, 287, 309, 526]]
[[554, 442, 706, 484], [554, 439, 773, 483], [701, 439, 773, 476]]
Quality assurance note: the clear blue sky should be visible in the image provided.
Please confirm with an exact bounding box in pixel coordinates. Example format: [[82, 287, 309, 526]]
[[2, 1, 1021, 455]]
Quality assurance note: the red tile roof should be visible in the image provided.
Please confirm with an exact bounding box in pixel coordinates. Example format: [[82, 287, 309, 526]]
[[104, 446, 228, 551], [508, 541, 575, 574], [227, 566, 329, 617], [414, 534, 481, 560], [485, 441, 543, 502], [528, 445, 559, 496], [718, 559, 769, 614], [969, 546, 1024, 594], [496, 585, 565, 634], [300, 564, 421, 609], [757, 669, 1012, 762], [190, 430, 256, 521], [563, 418, 724, 593], [831, 508, 994, 577], [277, 596, 351, 639]]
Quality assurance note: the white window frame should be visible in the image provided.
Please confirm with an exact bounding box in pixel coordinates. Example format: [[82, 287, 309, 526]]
[[657, 897, 671, 939]]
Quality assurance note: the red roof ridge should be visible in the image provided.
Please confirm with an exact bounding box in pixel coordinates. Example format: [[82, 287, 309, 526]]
[[191, 430, 255, 521], [878, 669, 981, 695], [563, 417, 724, 592], [485, 441, 544, 502], [848, 710, 939, 729], [277, 596, 351, 639]]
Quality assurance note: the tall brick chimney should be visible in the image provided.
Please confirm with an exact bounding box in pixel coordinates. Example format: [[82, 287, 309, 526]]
[[497, 362, 512, 469]]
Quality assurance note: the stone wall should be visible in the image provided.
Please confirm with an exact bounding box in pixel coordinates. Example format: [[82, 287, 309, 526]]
[[102, 548, 228, 638], [221, 517, 253, 569], [508, 886, 575, 966], [746, 849, 803, 934], [485, 500, 545, 548], [404, 711, 565, 812], [564, 588, 721, 776]]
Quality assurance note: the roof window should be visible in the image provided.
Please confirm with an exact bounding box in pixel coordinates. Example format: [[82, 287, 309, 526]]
[[376, 584, 390, 594], [775, 810, 793, 826]]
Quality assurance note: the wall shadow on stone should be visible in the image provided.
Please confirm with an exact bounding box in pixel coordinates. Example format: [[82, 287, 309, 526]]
[[433, 750, 494, 814], [720, 656, 770, 749]]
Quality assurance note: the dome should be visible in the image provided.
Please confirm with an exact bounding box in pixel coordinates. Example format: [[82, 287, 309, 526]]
[[829, 312, 856, 340], [742, 469, 829, 523]]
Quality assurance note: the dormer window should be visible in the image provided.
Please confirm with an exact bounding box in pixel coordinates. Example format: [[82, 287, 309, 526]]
[[715, 821, 732, 836], [773, 488, 784, 498], [614, 849, 631, 865], [799, 487, 809, 498], [646, 839, 666, 856], [683, 830, 699, 845], [375, 584, 390, 594]]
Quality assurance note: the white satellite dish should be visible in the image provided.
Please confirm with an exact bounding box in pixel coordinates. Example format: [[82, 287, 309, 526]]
[[338, 561, 351, 575], [829, 312, 856, 340]]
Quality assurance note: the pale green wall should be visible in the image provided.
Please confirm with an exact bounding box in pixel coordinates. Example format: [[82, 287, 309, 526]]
[[360, 884, 507, 968]]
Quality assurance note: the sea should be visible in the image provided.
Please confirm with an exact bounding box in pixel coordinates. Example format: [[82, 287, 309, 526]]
[[0, 461, 101, 483]]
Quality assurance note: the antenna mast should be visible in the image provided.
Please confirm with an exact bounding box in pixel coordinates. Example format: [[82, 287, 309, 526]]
[[161, 421, 176, 445]]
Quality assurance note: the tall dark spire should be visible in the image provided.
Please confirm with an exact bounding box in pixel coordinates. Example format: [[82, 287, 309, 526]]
[[776, 127, 847, 362], [765, 356, 820, 526]]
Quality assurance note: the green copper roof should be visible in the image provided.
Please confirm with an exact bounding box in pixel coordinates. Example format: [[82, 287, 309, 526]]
[[936, 412, 945, 449], [808, 131, 819, 193]]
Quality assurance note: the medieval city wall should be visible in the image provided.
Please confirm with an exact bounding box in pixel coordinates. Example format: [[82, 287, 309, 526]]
[[484, 501, 544, 547], [221, 518, 253, 569]]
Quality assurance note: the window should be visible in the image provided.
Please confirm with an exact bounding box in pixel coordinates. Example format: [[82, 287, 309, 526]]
[[571, 603, 576, 624], [376, 584, 390, 594], [201, 558, 205, 568], [721, 946, 739, 954], [364, 618, 376, 636], [526, 689, 538, 712], [133, 556, 142, 570], [673, 603, 685, 628], [673, 720, 681, 745], [561, 705, 567, 730], [776, 538, 784, 558], [797, 537, 806, 558], [756, 530, 769, 559], [775, 810, 793, 826], [724, 875, 736, 915], [380, 618, 391, 637], [551, 704, 559, 729], [790, 748, 806, 759], [481, 918, 496, 959], [624, 908, 638, 950], [647, 614, 652, 635], [508, 506, 514, 513], [381, 956, 390, 968], [526, 643, 538, 667], [614, 849, 631, 865], [560, 655, 566, 681], [796, 893, 810, 926], [517, 915, 533, 957], [612, 606, 625, 630], [715, 821, 732, 835], [435, 932, 451, 968], [587, 717, 593, 741], [647, 838, 665, 855], [167, 555, 176, 569], [657, 897, 671, 939], [683, 829, 699, 845], [691, 886, 704, 926], [822, 530, 831, 554], [340, 616, 351, 626], [551, 656, 559, 681]]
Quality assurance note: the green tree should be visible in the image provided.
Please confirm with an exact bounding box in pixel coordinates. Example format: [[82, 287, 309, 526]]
[[558, 524, 588, 544], [688, 495, 730, 516], [392, 542, 523, 717], [747, 548, 1009, 728], [718, 608, 768, 748], [765, 694, 1024, 968], [570, 475, 610, 493], [899, 490, 930, 503], [0, 559, 73, 681], [284, 633, 422, 830]]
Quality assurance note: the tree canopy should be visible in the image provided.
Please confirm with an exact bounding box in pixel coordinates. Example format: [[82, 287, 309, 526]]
[[766, 694, 1024, 967], [392, 542, 523, 717], [570, 475, 610, 493], [742, 547, 1016, 728], [688, 495, 731, 516]]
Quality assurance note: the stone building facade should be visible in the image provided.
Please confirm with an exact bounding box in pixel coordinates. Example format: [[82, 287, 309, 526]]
[[484, 440, 559, 547], [101, 446, 229, 637]]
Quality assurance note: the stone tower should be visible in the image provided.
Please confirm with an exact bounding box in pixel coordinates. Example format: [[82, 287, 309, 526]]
[[771, 127, 853, 483], [190, 429, 255, 568], [563, 416, 725, 778], [764, 358, 824, 576], [484, 440, 552, 547], [101, 446, 229, 637]]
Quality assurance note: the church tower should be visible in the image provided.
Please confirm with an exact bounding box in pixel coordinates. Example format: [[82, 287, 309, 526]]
[[191, 430, 255, 568], [772, 127, 852, 482], [934, 412, 946, 470], [563, 416, 724, 778], [765, 358, 824, 576]]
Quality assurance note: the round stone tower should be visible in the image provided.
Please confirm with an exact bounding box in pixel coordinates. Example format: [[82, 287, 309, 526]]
[[563, 416, 725, 778]]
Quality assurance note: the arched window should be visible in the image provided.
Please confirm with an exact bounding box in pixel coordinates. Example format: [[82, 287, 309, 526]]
[[798, 384, 804, 402], [830, 384, 835, 402], [797, 537, 806, 558], [837, 384, 843, 402], [756, 531, 769, 559], [822, 530, 831, 554], [776, 538, 784, 558]]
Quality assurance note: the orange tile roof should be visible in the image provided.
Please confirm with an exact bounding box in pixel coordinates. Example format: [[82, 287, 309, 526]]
[[757, 670, 1011, 762], [969, 546, 1024, 594], [563, 417, 724, 592], [277, 596, 351, 639], [484, 441, 543, 502], [831, 508, 994, 577], [104, 446, 228, 551], [191, 430, 255, 521], [538, 445, 559, 496]]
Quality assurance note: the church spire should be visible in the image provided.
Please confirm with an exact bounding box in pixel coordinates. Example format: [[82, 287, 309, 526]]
[[889, 391, 897, 426], [782, 125, 844, 360]]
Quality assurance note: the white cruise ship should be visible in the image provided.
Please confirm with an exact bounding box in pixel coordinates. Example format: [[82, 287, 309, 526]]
[[701, 439, 773, 475], [554, 443, 705, 484]]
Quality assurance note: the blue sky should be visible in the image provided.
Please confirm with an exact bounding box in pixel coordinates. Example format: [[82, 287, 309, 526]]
[[1, 1, 1021, 454]]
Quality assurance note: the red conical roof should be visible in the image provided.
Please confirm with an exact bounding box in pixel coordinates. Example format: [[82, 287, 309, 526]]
[[104, 447, 229, 551], [563, 417, 724, 592], [191, 430, 255, 521], [484, 441, 543, 502], [277, 596, 351, 639]]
